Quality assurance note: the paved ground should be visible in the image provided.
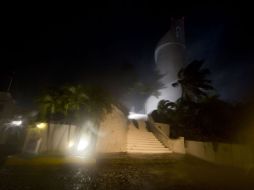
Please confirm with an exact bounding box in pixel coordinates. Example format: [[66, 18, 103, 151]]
[[0, 153, 253, 190]]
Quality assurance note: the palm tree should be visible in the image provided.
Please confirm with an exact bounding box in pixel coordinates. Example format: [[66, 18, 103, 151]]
[[60, 85, 89, 144], [157, 99, 185, 137], [37, 90, 61, 151], [82, 86, 113, 151], [172, 60, 214, 102], [83, 87, 113, 124], [37, 85, 114, 153], [59, 85, 113, 151]]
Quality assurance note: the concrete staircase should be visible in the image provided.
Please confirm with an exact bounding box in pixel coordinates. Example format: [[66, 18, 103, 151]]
[[127, 120, 172, 153]]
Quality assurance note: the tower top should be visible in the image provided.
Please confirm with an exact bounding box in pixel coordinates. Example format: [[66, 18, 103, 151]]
[[155, 17, 185, 62], [170, 17, 185, 44], [157, 17, 185, 46]]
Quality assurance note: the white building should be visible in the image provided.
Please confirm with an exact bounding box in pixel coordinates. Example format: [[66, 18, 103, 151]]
[[145, 17, 186, 114]]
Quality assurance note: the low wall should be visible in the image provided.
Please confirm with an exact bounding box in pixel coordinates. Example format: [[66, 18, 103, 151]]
[[23, 124, 78, 154], [148, 118, 185, 154], [95, 106, 127, 153], [185, 140, 254, 170], [23, 107, 128, 154], [154, 122, 170, 136]]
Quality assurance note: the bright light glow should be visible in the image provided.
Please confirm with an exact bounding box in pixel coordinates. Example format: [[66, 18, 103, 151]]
[[11, 120, 22, 126], [77, 138, 89, 151], [68, 141, 74, 148], [128, 112, 147, 120], [36, 122, 47, 129]]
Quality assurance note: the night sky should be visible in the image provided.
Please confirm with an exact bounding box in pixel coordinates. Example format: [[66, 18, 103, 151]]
[[1, 2, 254, 108]]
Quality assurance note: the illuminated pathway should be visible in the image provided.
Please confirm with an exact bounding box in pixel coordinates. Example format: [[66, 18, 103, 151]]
[[127, 120, 171, 153]]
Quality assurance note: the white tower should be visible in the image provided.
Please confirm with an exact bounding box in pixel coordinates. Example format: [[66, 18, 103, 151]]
[[145, 17, 186, 114]]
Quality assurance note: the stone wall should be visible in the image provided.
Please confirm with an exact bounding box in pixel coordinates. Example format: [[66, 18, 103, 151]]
[[23, 124, 78, 154], [185, 140, 254, 170], [23, 106, 128, 154], [95, 106, 128, 153], [154, 122, 170, 136], [149, 120, 185, 154]]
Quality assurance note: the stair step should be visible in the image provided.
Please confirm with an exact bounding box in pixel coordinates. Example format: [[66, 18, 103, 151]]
[[127, 139, 162, 142], [127, 123, 172, 154], [128, 142, 161, 145], [127, 141, 162, 143], [128, 137, 155, 138], [127, 145, 167, 148], [127, 147, 168, 150], [128, 136, 154, 137], [128, 142, 163, 145], [127, 148, 169, 151], [128, 137, 158, 139], [127, 150, 172, 153], [128, 137, 157, 138], [127, 147, 169, 150], [127, 145, 164, 147], [127, 144, 165, 148], [128, 131, 154, 135], [127, 134, 155, 136], [127, 139, 159, 142], [128, 135, 157, 137], [127, 149, 170, 152]]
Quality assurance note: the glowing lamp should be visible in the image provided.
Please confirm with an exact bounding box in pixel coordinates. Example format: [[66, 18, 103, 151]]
[[128, 112, 147, 120], [36, 122, 47, 129], [77, 138, 89, 151], [11, 120, 22, 126], [68, 141, 74, 148]]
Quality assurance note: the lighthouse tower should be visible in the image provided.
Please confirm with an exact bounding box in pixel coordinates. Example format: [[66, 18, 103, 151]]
[[145, 17, 186, 113]]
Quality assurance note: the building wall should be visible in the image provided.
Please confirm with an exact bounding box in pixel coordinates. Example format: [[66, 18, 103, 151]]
[[23, 124, 77, 154], [96, 106, 128, 153], [185, 140, 254, 170], [145, 28, 185, 113], [23, 106, 128, 154], [145, 45, 185, 114]]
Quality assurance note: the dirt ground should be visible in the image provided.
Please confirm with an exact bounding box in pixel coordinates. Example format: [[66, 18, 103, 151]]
[[0, 153, 253, 190]]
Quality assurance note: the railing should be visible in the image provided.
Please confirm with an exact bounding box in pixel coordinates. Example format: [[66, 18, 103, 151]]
[[147, 116, 173, 150]]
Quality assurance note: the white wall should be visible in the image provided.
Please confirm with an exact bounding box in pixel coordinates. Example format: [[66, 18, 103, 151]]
[[185, 140, 254, 170], [154, 122, 170, 136], [151, 121, 185, 154], [95, 106, 128, 153], [23, 107, 128, 154], [23, 124, 78, 154]]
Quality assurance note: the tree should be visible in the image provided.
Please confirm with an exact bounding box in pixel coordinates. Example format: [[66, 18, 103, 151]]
[[37, 85, 114, 153], [109, 62, 164, 112], [37, 90, 61, 151], [156, 99, 196, 138], [60, 85, 89, 144], [194, 96, 236, 141], [83, 86, 112, 123], [154, 61, 215, 138], [172, 60, 214, 102], [81, 86, 113, 151]]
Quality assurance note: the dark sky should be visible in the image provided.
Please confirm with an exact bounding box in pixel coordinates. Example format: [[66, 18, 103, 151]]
[[1, 2, 254, 107]]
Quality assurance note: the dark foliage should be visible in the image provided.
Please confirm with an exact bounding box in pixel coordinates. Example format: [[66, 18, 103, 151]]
[[152, 60, 243, 142]]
